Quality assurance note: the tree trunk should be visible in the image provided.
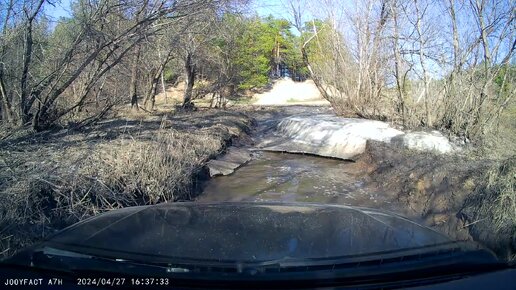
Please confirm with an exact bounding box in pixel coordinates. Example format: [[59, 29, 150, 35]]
[[182, 52, 196, 107], [414, 0, 431, 126], [0, 74, 13, 122], [20, 0, 45, 127], [448, 0, 461, 72], [129, 45, 141, 110], [391, 1, 406, 126], [0, 0, 14, 123], [143, 71, 159, 110], [474, 0, 491, 66], [210, 92, 216, 108], [161, 71, 167, 104], [20, 21, 34, 125]]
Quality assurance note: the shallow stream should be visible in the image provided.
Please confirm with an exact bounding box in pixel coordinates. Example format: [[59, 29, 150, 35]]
[[197, 151, 401, 212]]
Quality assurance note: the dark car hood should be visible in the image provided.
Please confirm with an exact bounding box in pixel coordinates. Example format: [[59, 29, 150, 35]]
[[12, 202, 473, 264]]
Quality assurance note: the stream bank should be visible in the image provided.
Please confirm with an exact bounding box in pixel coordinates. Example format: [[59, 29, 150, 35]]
[[353, 141, 515, 260]]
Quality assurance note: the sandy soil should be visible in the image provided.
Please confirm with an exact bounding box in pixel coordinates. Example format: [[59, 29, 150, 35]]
[[253, 78, 331, 106], [148, 77, 330, 108]]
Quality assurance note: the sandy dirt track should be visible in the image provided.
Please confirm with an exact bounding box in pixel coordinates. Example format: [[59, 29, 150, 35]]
[[253, 78, 330, 106]]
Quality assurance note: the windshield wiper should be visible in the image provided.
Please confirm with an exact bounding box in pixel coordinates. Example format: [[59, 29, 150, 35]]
[[31, 247, 192, 275]]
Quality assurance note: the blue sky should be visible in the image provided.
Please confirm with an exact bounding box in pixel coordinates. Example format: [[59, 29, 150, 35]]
[[44, 0, 299, 35], [45, 0, 292, 20], [250, 0, 289, 18], [44, 0, 72, 19]]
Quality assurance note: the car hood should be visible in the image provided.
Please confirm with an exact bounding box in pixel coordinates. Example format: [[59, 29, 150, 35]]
[[16, 202, 468, 264]]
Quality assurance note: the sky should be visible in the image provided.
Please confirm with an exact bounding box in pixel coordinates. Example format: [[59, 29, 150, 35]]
[[44, 0, 293, 22], [250, 0, 290, 18], [44, 0, 72, 19], [43, 0, 300, 35]]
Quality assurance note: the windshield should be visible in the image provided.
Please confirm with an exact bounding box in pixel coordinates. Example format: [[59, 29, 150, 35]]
[[0, 0, 514, 287]]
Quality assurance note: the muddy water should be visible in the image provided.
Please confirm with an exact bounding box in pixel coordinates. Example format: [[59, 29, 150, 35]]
[[197, 151, 398, 212], [198, 107, 403, 213]]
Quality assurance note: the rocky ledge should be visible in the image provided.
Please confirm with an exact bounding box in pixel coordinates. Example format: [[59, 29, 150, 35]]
[[257, 114, 461, 160]]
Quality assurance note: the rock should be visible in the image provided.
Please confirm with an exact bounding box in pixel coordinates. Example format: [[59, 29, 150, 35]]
[[391, 131, 457, 154], [206, 160, 242, 176], [206, 148, 252, 177], [258, 115, 404, 160], [222, 148, 253, 164], [257, 115, 460, 159]]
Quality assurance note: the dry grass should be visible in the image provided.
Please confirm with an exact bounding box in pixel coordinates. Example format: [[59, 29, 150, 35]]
[[463, 157, 516, 260], [0, 109, 251, 258], [355, 140, 515, 260], [488, 159, 516, 235]]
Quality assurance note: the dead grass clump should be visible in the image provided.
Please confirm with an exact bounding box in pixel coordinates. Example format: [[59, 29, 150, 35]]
[[0, 110, 251, 259], [0, 130, 222, 258], [489, 159, 516, 236], [462, 157, 516, 260], [81, 129, 223, 207]]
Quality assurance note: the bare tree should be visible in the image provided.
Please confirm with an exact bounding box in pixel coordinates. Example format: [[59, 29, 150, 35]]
[[289, 0, 392, 119], [288, 0, 514, 142], [0, 0, 219, 130]]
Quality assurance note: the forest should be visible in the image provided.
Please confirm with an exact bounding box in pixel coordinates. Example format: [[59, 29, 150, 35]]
[[0, 0, 514, 147], [0, 0, 310, 130]]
